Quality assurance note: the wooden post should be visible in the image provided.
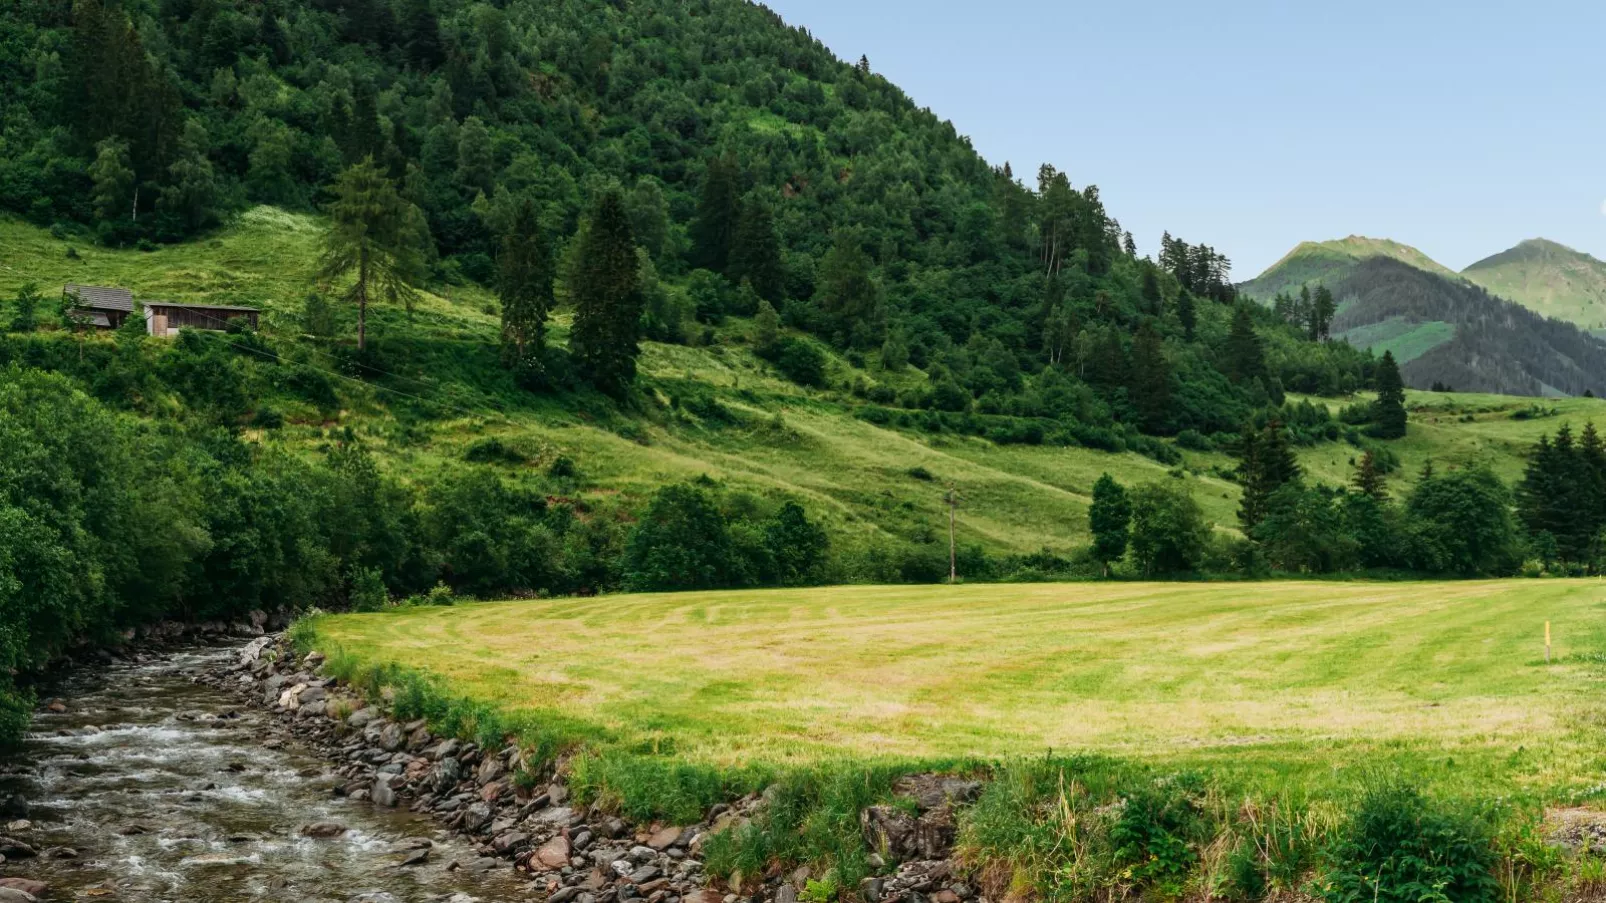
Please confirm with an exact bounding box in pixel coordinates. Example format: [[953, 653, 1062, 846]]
[[943, 485, 961, 584]]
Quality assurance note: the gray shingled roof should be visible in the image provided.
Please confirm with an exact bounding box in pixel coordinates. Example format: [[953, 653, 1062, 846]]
[[64, 283, 134, 312], [144, 301, 261, 313]]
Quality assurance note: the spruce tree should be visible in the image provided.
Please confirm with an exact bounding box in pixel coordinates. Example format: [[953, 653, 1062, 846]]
[[729, 194, 784, 303], [1238, 420, 1301, 531], [819, 228, 882, 348], [1311, 285, 1337, 341], [1129, 320, 1170, 433], [570, 190, 644, 398], [498, 198, 553, 382], [690, 154, 741, 273], [1140, 267, 1162, 317], [318, 158, 427, 351], [1176, 290, 1196, 340], [1352, 450, 1387, 500], [1089, 473, 1131, 576], [1223, 304, 1266, 385], [1372, 350, 1407, 438]]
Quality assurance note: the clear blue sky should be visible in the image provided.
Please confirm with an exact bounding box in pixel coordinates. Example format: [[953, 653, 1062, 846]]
[[763, 0, 1606, 278]]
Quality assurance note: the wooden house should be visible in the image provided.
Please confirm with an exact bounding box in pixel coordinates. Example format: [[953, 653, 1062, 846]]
[[63, 283, 134, 329], [144, 302, 261, 337]]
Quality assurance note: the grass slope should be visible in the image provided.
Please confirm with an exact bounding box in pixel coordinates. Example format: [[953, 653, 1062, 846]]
[[1464, 238, 1606, 333], [5, 211, 1606, 555], [307, 579, 1606, 800], [1333, 316, 1455, 364]]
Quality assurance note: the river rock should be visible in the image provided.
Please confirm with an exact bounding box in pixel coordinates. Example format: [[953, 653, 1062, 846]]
[[301, 821, 348, 838], [429, 756, 462, 793], [347, 708, 377, 728], [0, 888, 37, 903], [0, 837, 36, 858], [377, 722, 405, 752], [400, 847, 430, 867], [646, 826, 684, 851], [476, 755, 505, 784], [463, 801, 493, 832], [372, 774, 399, 808], [534, 835, 570, 869], [0, 879, 45, 897]]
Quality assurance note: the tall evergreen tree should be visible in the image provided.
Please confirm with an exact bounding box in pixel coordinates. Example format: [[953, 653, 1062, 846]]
[[1222, 304, 1266, 385], [1310, 285, 1337, 341], [318, 158, 428, 351], [1238, 420, 1301, 531], [690, 154, 741, 273], [729, 194, 784, 303], [1372, 350, 1407, 438], [1176, 290, 1196, 341], [1129, 320, 1170, 433], [819, 228, 882, 348], [1352, 450, 1387, 500], [1089, 473, 1131, 577], [497, 199, 553, 382], [569, 190, 644, 398]]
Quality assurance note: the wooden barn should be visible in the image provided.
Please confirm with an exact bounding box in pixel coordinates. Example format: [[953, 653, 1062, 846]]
[[63, 283, 134, 329], [144, 301, 262, 337]]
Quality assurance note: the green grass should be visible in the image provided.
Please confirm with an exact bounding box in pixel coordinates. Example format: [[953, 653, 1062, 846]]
[[1334, 317, 1455, 364], [306, 579, 1606, 803]]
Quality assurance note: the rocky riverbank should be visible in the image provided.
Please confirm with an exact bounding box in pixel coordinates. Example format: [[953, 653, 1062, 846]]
[[211, 636, 987, 903]]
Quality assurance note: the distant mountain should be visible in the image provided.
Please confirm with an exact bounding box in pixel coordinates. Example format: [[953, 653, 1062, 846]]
[[1236, 236, 1462, 302], [1242, 239, 1606, 397], [1462, 239, 1606, 333]]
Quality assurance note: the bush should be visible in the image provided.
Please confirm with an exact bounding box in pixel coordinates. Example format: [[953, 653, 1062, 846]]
[[773, 338, 828, 388], [1323, 782, 1498, 903], [463, 437, 530, 465]]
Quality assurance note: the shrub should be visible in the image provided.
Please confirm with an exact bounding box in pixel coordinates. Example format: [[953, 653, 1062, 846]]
[[1323, 782, 1498, 903], [463, 437, 530, 465], [773, 338, 828, 388], [348, 566, 390, 612]]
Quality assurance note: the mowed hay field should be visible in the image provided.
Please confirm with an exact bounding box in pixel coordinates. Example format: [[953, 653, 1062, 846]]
[[310, 579, 1606, 801]]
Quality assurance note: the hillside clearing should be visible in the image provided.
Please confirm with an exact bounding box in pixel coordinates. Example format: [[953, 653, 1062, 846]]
[[308, 579, 1606, 801]]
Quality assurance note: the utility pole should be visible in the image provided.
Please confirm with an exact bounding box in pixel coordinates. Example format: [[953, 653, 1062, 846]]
[[943, 484, 962, 584]]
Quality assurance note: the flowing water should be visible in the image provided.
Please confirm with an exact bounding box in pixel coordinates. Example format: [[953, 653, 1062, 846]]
[[0, 644, 533, 902]]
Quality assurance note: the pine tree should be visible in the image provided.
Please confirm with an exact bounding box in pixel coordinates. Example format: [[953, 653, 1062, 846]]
[[1129, 320, 1170, 433], [1140, 267, 1163, 317], [1222, 304, 1266, 385], [819, 228, 882, 348], [729, 194, 784, 303], [400, 0, 443, 69], [1310, 285, 1337, 341], [318, 158, 428, 351], [1089, 473, 1131, 576], [690, 154, 741, 273], [570, 190, 644, 398], [498, 198, 553, 382], [257, 11, 291, 65], [1372, 350, 1407, 438], [1238, 420, 1301, 531], [1352, 450, 1387, 500], [1176, 290, 1196, 340]]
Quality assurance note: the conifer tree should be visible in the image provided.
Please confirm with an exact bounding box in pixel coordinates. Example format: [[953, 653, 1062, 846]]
[[1238, 420, 1301, 531], [1129, 320, 1170, 433], [1140, 267, 1163, 317], [1089, 473, 1131, 576], [753, 299, 781, 355], [318, 158, 428, 351], [1223, 304, 1266, 385], [729, 194, 784, 303], [497, 198, 553, 382], [1176, 290, 1196, 340], [819, 228, 882, 348], [1352, 449, 1387, 500], [1372, 350, 1407, 438], [1310, 285, 1337, 341], [690, 154, 741, 273], [570, 190, 644, 398]]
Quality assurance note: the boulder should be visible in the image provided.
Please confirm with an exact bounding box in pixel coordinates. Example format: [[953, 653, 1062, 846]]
[[0, 879, 45, 898], [301, 821, 348, 838], [535, 836, 571, 870], [646, 826, 684, 851], [0, 888, 37, 903]]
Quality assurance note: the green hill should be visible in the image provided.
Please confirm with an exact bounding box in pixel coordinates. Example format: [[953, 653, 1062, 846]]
[[1236, 236, 1462, 302], [1463, 238, 1606, 333], [1242, 237, 1606, 396], [4, 210, 1600, 562]]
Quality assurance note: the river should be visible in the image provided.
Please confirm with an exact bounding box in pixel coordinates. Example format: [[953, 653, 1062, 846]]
[[0, 644, 534, 902]]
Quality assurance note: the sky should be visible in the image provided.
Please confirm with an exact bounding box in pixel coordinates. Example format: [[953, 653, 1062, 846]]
[[762, 0, 1606, 278]]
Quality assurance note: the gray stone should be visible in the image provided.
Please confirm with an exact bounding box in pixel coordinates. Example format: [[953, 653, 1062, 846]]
[[463, 801, 494, 832]]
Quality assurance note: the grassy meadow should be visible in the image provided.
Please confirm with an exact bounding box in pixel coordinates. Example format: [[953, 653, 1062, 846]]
[[306, 579, 1606, 803]]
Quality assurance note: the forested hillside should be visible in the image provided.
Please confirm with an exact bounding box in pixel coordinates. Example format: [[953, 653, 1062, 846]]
[[1242, 238, 1606, 396]]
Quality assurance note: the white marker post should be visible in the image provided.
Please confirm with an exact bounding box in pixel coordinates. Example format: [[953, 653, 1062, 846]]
[[1545, 621, 1551, 664]]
